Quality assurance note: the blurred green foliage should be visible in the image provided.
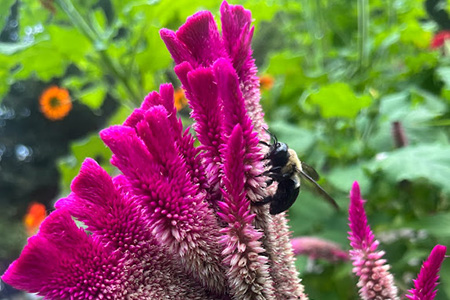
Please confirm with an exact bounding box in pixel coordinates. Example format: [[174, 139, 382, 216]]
[[1, 0, 450, 299]]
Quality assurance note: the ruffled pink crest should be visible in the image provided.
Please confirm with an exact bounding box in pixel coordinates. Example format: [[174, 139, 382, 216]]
[[103, 104, 226, 294], [55, 158, 155, 253], [126, 84, 209, 193], [160, 11, 226, 68], [220, 1, 254, 76], [57, 159, 217, 298], [2, 209, 126, 299], [220, 1, 266, 134]]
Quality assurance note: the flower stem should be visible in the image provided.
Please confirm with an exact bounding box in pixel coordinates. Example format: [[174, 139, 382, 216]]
[[55, 0, 142, 106], [357, 0, 369, 70]]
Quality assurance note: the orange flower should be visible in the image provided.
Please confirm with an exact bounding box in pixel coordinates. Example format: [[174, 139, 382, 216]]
[[259, 74, 274, 91], [174, 88, 188, 110], [39, 86, 72, 121], [23, 202, 47, 236]]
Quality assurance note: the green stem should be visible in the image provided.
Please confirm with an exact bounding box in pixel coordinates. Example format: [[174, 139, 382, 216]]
[[55, 0, 98, 44], [357, 0, 369, 70], [98, 50, 142, 106], [55, 0, 142, 106]]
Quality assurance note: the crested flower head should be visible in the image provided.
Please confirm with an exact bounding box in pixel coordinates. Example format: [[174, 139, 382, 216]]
[[348, 181, 399, 300], [406, 244, 447, 300], [2, 2, 306, 299]]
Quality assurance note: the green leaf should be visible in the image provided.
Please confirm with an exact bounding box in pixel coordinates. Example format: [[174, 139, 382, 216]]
[[58, 134, 114, 194], [436, 67, 450, 89], [367, 144, 450, 194], [78, 85, 107, 109], [327, 164, 371, 194], [0, 0, 15, 31], [0, 39, 47, 55], [412, 212, 450, 238], [268, 120, 317, 155], [309, 82, 372, 118]]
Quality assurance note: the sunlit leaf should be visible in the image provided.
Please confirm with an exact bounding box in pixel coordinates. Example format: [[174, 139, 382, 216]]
[[78, 85, 107, 109], [367, 144, 450, 194], [58, 134, 114, 194], [309, 82, 372, 118], [0, 0, 16, 31], [413, 212, 450, 238], [0, 40, 45, 55]]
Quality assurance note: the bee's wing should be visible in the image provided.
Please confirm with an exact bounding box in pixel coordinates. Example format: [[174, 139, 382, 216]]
[[299, 170, 339, 210], [301, 162, 320, 181]]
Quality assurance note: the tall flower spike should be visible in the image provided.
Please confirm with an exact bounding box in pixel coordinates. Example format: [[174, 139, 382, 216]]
[[348, 181, 399, 300], [406, 244, 447, 300], [218, 124, 274, 299]]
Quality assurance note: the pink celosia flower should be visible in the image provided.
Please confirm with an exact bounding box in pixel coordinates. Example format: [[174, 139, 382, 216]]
[[406, 244, 447, 300], [348, 181, 399, 300], [161, 3, 305, 299], [431, 30, 450, 49], [291, 236, 349, 262], [2, 2, 306, 299]]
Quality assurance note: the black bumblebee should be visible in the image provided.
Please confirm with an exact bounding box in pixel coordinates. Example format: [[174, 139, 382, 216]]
[[255, 131, 338, 215]]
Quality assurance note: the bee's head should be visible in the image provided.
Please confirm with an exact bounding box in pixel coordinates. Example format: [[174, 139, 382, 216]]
[[268, 142, 289, 167]]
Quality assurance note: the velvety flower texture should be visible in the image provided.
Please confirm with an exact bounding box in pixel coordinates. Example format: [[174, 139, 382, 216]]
[[348, 181, 399, 300], [406, 244, 447, 300], [348, 182, 447, 300], [2, 2, 305, 300]]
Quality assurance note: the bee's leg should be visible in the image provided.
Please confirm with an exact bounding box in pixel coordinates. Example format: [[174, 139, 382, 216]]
[[269, 166, 282, 173], [253, 195, 273, 206], [259, 140, 271, 147], [257, 166, 282, 178]]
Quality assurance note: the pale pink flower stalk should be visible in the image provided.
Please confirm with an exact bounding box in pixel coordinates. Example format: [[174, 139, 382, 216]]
[[291, 236, 349, 262], [406, 244, 447, 300], [348, 181, 399, 300]]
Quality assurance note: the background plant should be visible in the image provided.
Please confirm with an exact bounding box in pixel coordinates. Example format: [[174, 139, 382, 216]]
[[0, 0, 449, 299]]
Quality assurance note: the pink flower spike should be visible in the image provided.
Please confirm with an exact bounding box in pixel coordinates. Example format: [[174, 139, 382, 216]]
[[406, 244, 447, 300], [431, 30, 450, 49], [219, 124, 274, 299], [348, 181, 399, 300], [291, 236, 349, 262]]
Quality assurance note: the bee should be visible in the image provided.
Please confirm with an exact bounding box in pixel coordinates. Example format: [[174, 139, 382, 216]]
[[255, 130, 338, 215]]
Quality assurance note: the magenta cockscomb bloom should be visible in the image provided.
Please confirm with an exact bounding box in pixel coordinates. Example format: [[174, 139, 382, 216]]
[[348, 181, 399, 300], [2, 2, 306, 299], [406, 244, 447, 300]]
